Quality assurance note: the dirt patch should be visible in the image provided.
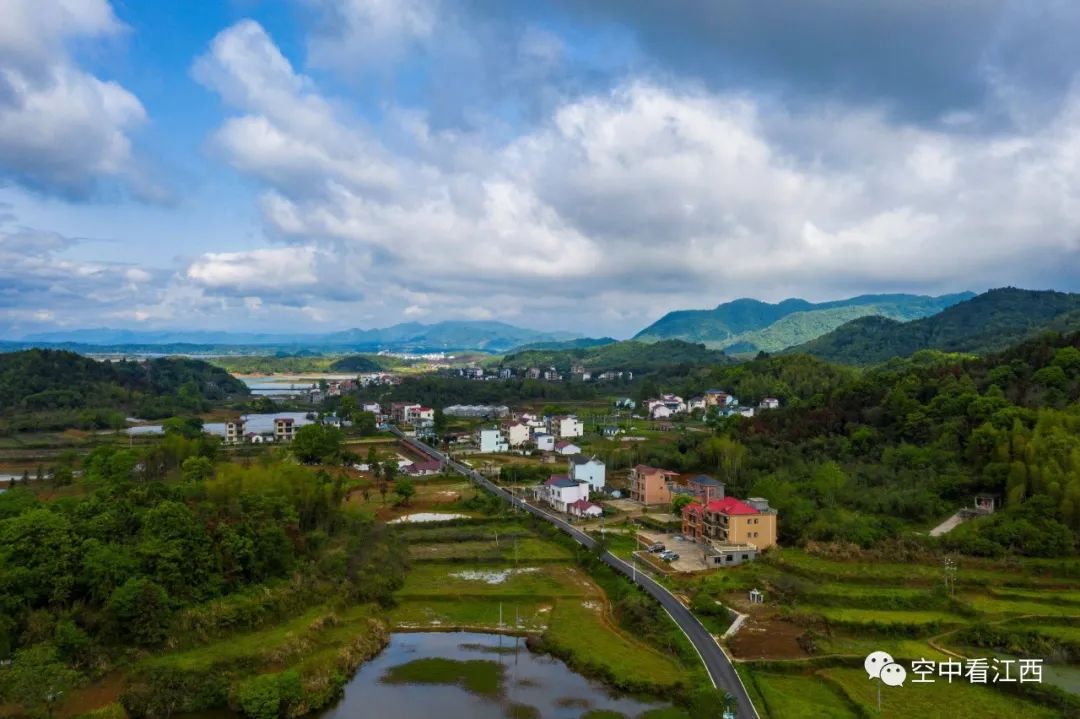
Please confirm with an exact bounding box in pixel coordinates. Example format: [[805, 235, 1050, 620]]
[[56, 671, 126, 717], [727, 615, 809, 660]]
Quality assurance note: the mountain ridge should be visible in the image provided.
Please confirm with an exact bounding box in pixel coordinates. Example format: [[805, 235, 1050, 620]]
[[634, 292, 974, 353], [14, 321, 581, 354], [789, 288, 1080, 364]]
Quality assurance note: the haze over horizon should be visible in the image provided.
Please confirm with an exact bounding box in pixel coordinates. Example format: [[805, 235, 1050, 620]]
[[3, 1, 1080, 338]]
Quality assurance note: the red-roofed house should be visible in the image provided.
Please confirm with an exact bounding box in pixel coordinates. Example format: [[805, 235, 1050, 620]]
[[682, 496, 777, 550], [554, 440, 581, 456], [567, 498, 603, 519], [403, 459, 443, 476]]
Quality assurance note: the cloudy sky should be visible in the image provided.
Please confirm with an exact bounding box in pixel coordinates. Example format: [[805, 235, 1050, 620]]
[[2, 0, 1080, 339]]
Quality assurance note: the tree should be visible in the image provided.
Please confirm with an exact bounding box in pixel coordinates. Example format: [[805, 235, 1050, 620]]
[[393, 478, 416, 506], [106, 578, 171, 646], [181, 455, 214, 482], [671, 494, 694, 515], [0, 644, 81, 718], [380, 462, 396, 505], [291, 424, 343, 464], [433, 407, 448, 436], [338, 395, 357, 421], [354, 411, 377, 436]]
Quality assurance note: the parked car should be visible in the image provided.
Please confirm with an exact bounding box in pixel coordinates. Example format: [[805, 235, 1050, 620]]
[[672, 535, 685, 542], [666, 552, 680, 561], [648, 543, 665, 553]]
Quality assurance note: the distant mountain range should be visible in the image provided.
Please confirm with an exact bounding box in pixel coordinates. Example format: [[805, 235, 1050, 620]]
[[633, 292, 974, 354], [789, 288, 1080, 364], [12, 321, 581, 354]]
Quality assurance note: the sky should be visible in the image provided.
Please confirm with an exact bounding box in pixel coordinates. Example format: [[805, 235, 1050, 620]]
[[2, 0, 1080, 339]]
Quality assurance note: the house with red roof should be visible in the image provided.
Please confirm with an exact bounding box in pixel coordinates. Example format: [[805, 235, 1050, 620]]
[[682, 491, 777, 556], [567, 498, 603, 519]]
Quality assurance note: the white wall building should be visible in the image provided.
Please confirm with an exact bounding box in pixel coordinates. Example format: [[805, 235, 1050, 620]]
[[552, 416, 584, 438], [538, 475, 590, 512], [569, 455, 606, 491], [505, 422, 530, 447], [555, 440, 581, 455], [534, 434, 555, 452], [478, 428, 509, 453]]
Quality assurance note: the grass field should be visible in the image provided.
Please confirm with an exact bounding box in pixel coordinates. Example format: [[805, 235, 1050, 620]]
[[396, 563, 591, 599], [147, 604, 379, 672], [793, 606, 965, 626], [750, 671, 858, 719], [542, 598, 686, 690], [408, 536, 572, 562], [818, 667, 1061, 719], [391, 599, 554, 631], [960, 594, 1080, 617]]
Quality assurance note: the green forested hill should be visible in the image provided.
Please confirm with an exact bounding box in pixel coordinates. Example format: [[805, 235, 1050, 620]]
[[501, 339, 730, 373], [0, 350, 248, 431], [633, 292, 972, 353], [790, 288, 1080, 364]]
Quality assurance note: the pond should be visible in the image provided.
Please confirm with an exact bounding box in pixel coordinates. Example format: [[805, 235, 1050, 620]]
[[319, 631, 674, 719]]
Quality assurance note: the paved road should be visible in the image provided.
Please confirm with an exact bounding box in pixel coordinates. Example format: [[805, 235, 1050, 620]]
[[392, 429, 759, 719]]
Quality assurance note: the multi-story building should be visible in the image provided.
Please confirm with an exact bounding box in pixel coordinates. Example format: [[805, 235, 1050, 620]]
[[688, 475, 726, 504], [537, 474, 590, 512], [225, 418, 245, 444], [274, 417, 295, 442], [478, 428, 509, 453], [682, 496, 777, 559], [568, 455, 606, 492], [629, 464, 677, 505], [504, 422, 530, 447], [551, 415, 584, 438]]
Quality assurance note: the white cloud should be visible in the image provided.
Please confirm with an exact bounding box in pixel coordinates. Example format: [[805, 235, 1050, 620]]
[[186, 20, 1080, 336], [186, 246, 320, 292], [303, 0, 438, 70], [0, 0, 149, 198]]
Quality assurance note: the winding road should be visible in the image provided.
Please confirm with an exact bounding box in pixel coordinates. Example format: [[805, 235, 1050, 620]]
[[392, 428, 759, 719]]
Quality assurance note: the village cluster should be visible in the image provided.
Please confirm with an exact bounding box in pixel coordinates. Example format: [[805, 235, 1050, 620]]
[[383, 390, 780, 571]]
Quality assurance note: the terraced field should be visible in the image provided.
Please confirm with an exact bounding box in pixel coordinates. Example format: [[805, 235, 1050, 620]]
[[675, 548, 1080, 718]]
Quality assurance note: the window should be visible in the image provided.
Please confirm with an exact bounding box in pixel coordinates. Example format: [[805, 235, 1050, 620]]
[[742, 554, 749, 560], [754, 518, 759, 524]]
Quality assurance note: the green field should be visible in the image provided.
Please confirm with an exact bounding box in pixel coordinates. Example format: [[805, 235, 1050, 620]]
[[750, 671, 858, 719], [961, 594, 1080, 617], [794, 605, 965, 627], [396, 563, 590, 599], [391, 599, 553, 631], [819, 667, 1061, 719], [408, 536, 572, 562], [542, 598, 686, 690]]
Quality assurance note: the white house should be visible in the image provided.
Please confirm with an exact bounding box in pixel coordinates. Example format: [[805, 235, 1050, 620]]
[[554, 440, 582, 455], [567, 498, 603, 519], [552, 415, 584, 438], [361, 402, 381, 414], [650, 405, 674, 420], [534, 434, 556, 452], [478, 428, 509, 453], [538, 475, 590, 512], [569, 454, 606, 491], [759, 397, 780, 410], [737, 406, 755, 418], [504, 422, 531, 447], [413, 406, 435, 423], [687, 396, 707, 412]]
